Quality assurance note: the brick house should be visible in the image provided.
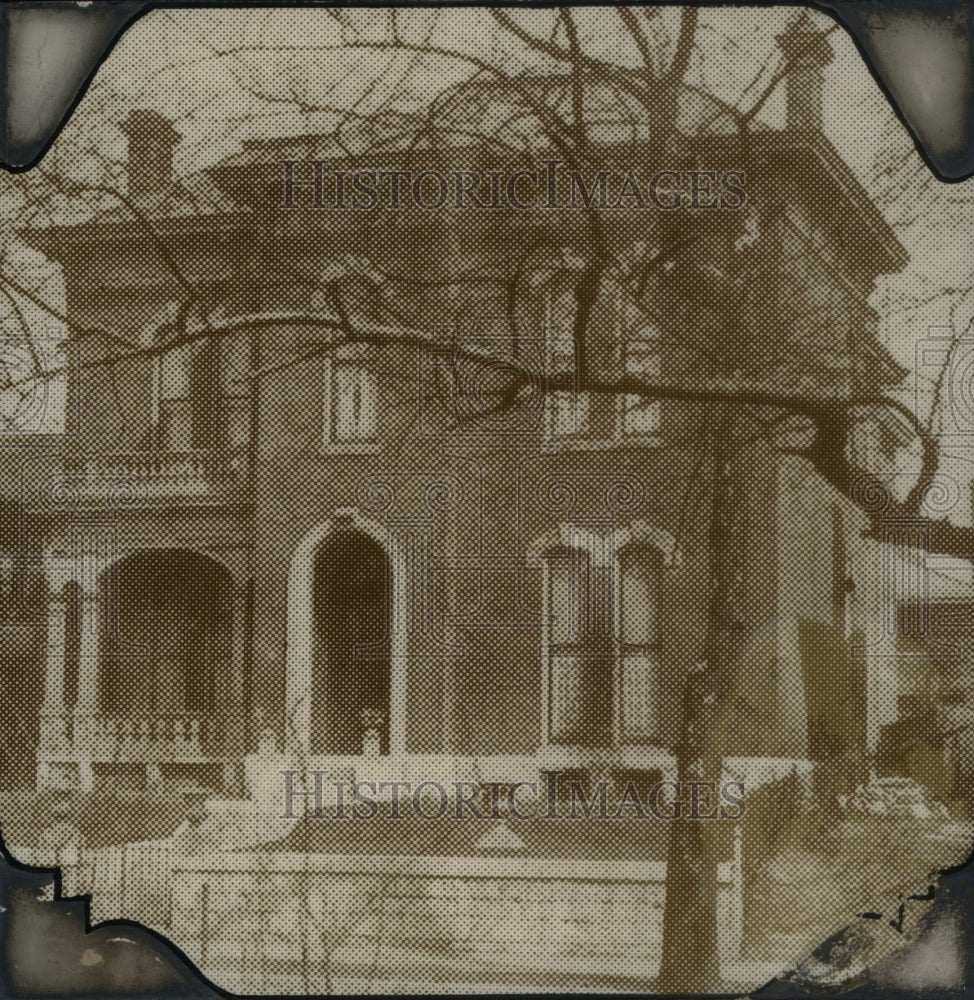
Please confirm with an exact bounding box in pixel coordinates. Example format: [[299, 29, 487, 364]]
[[7, 19, 937, 813]]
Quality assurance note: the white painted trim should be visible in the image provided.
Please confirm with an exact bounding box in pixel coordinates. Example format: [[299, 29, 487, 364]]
[[321, 356, 380, 450], [285, 510, 407, 757], [534, 522, 676, 751], [525, 520, 679, 568]]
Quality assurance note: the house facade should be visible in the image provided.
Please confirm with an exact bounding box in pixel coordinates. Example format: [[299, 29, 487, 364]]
[[6, 20, 943, 818]]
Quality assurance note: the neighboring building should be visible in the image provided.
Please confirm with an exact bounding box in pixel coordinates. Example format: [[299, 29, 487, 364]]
[[4, 18, 939, 813], [886, 541, 974, 807]]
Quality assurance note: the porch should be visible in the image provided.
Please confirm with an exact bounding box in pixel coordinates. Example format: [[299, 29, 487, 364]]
[[66, 449, 249, 505], [37, 710, 249, 792], [36, 547, 249, 792]]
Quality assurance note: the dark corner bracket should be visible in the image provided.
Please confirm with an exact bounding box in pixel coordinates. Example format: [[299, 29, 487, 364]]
[[818, 1, 974, 182], [0, 2, 151, 173], [0, 844, 219, 997]]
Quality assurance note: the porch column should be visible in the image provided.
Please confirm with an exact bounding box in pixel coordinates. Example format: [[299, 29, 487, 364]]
[[41, 593, 67, 713], [72, 590, 101, 792], [229, 580, 250, 759], [389, 520, 433, 758], [442, 516, 458, 753], [38, 590, 70, 774], [73, 590, 100, 712]]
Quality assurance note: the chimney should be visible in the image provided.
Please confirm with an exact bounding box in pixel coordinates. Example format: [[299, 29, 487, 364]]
[[119, 109, 180, 198], [775, 11, 834, 132]]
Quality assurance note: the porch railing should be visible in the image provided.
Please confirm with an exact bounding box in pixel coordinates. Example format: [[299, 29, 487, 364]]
[[67, 712, 248, 760], [67, 450, 248, 501]]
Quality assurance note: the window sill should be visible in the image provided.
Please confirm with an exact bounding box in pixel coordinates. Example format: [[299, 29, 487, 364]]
[[320, 441, 382, 455], [543, 435, 663, 451], [537, 744, 677, 773]]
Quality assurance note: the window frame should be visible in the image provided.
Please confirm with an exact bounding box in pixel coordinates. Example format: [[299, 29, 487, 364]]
[[539, 273, 663, 448], [321, 347, 381, 454], [540, 529, 666, 752], [149, 308, 252, 453]]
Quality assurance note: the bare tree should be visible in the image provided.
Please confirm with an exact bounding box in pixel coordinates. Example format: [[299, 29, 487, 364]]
[[0, 5, 967, 993]]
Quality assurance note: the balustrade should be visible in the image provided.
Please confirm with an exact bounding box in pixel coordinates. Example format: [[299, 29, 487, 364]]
[[67, 712, 247, 760], [68, 450, 248, 500]]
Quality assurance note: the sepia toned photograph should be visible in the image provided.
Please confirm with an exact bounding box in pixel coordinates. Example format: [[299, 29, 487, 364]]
[[0, 3, 972, 994]]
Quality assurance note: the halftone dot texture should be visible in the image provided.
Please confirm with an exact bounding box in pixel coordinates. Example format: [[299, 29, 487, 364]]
[[1, 4, 972, 996]]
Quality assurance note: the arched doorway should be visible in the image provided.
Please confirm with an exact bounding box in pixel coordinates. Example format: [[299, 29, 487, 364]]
[[99, 550, 232, 719], [311, 530, 391, 755]]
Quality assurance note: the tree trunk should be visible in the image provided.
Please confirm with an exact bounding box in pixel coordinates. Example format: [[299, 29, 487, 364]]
[[658, 407, 751, 991]]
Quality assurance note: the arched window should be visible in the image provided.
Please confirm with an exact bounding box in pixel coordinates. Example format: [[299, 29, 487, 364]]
[[542, 533, 664, 748], [618, 544, 664, 742], [544, 542, 612, 746]]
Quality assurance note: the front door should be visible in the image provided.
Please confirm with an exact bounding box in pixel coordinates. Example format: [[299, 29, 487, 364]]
[[311, 529, 392, 755]]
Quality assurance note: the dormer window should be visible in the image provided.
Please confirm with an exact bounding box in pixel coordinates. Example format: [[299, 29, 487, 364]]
[[323, 343, 378, 448]]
